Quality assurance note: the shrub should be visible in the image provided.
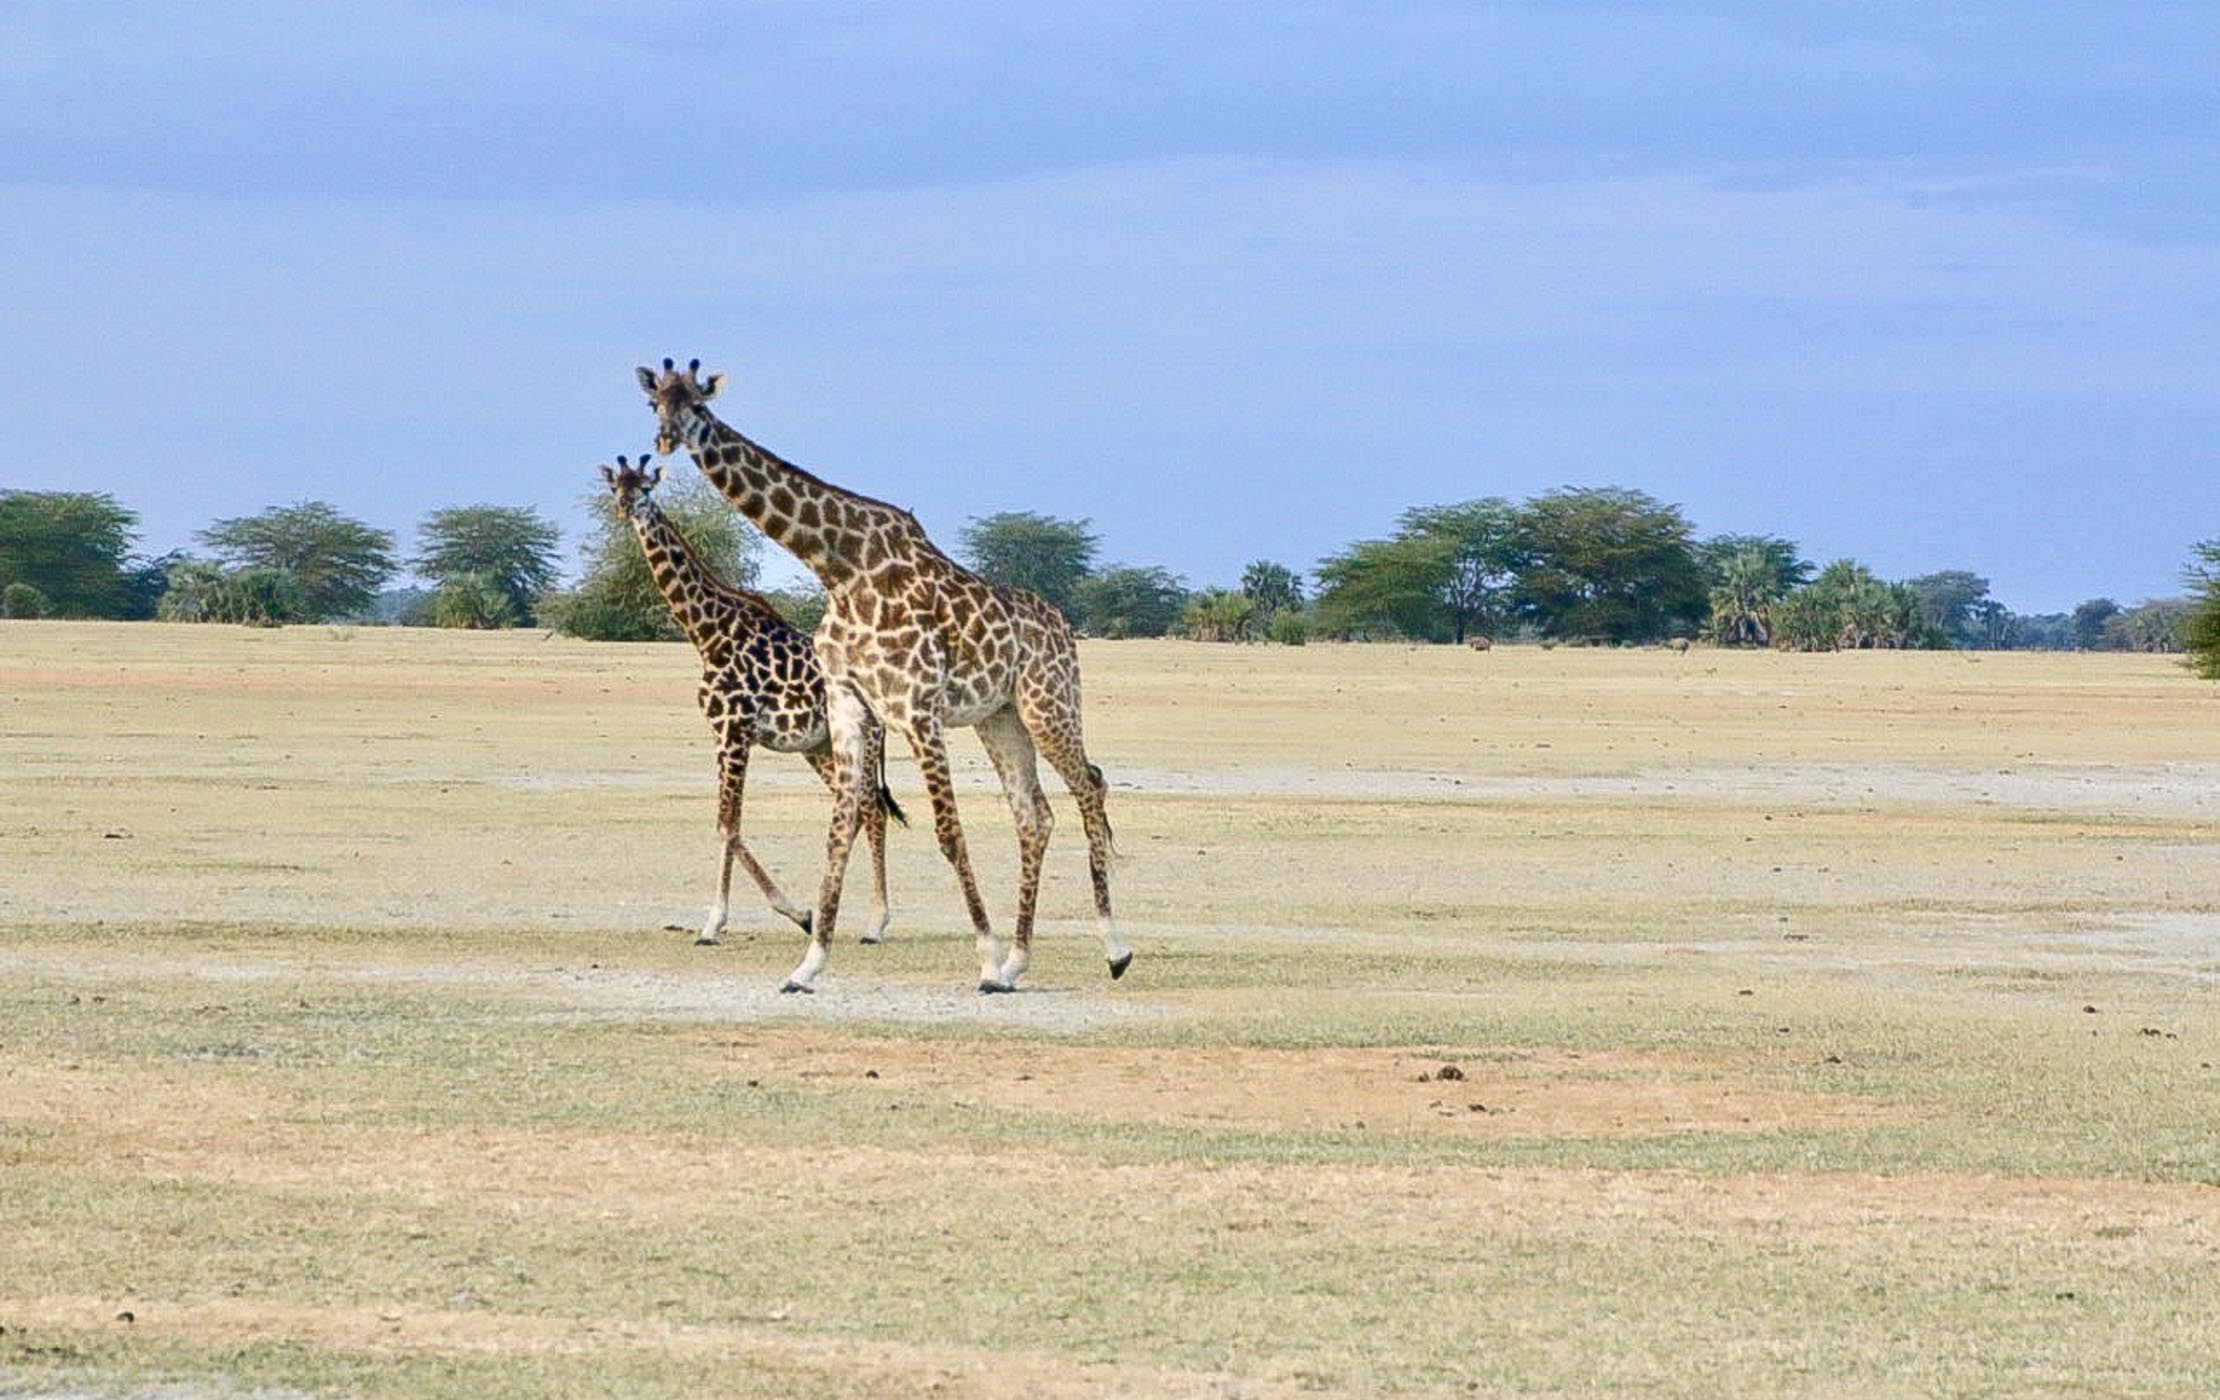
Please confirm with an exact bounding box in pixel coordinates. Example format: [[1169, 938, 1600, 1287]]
[[430, 572, 518, 629], [1267, 610, 1310, 646], [2, 581, 48, 619]]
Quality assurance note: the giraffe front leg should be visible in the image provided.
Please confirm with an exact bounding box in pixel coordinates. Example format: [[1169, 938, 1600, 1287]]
[[904, 717, 1004, 993], [707, 728, 810, 944], [788, 685, 874, 993]]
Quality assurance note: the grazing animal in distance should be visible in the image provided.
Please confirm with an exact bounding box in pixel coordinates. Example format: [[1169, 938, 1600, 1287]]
[[638, 359, 1131, 994], [599, 453, 903, 947]]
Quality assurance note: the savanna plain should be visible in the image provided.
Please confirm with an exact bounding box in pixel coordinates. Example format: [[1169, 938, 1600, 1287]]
[[3, 621, 2218, 1398]]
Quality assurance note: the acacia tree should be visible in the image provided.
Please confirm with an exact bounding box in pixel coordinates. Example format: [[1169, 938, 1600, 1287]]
[[414, 505, 562, 626], [1314, 497, 1520, 642], [1904, 571, 1993, 648], [2071, 598, 2122, 650], [0, 490, 143, 618], [959, 512, 1099, 620], [1514, 487, 1704, 642], [198, 501, 394, 620], [547, 475, 760, 642], [1075, 565, 1187, 638], [2186, 540, 2220, 679]]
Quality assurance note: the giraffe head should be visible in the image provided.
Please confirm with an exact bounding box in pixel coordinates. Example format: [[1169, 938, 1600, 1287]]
[[597, 452, 664, 522], [636, 357, 727, 456]]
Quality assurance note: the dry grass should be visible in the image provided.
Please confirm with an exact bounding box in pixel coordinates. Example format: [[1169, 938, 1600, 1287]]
[[3, 620, 2219, 1396]]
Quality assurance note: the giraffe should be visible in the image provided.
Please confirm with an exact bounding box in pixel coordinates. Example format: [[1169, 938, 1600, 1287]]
[[637, 359, 1132, 994], [598, 452, 905, 948]]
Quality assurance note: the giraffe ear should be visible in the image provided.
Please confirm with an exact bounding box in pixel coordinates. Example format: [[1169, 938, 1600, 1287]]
[[635, 366, 658, 394], [647, 466, 663, 488], [702, 371, 726, 399], [599, 465, 617, 485]]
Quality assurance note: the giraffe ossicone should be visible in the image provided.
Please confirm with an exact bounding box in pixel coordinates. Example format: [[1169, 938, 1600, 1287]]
[[638, 357, 1132, 994]]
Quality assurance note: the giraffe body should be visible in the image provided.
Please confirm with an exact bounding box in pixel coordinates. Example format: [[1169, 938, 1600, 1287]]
[[638, 361, 1130, 993], [599, 456, 900, 948]]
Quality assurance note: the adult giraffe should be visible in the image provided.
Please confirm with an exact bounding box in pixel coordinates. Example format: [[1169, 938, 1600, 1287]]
[[638, 359, 1131, 994]]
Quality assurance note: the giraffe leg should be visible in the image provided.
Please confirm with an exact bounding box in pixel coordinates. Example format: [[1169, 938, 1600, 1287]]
[[705, 731, 809, 945], [1026, 711, 1131, 980], [788, 685, 873, 992], [903, 716, 1003, 992], [975, 705, 1052, 989], [807, 731, 893, 946]]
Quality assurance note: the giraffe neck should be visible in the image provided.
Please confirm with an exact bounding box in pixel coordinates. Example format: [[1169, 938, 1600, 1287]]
[[674, 405, 918, 592], [628, 505, 765, 656]]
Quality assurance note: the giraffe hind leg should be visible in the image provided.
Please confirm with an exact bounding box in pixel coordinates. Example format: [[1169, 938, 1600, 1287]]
[[903, 716, 1004, 992], [788, 686, 877, 992], [808, 736, 893, 946], [1030, 719, 1130, 979], [976, 705, 1053, 989]]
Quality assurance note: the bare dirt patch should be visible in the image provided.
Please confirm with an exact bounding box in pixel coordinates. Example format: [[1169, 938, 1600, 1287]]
[[690, 1029, 1902, 1139]]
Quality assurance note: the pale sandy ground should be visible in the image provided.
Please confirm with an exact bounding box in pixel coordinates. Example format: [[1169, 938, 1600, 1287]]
[[4, 626, 2220, 1395]]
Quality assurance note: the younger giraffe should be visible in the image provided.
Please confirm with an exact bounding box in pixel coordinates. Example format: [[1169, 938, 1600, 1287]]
[[599, 453, 904, 946], [639, 360, 1131, 994]]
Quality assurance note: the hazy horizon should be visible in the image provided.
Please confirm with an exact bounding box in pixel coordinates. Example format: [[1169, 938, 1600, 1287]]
[[4, 4, 2213, 613]]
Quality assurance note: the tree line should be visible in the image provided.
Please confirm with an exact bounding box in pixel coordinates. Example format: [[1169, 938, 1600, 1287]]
[[3, 484, 2216, 677]]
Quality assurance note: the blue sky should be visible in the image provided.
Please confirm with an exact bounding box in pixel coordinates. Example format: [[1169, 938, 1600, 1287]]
[[2, 2, 2213, 610]]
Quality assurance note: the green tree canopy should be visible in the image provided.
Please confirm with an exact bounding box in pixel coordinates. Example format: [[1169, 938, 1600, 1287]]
[[1514, 487, 1704, 643], [958, 511, 1098, 620], [414, 505, 561, 626], [2180, 541, 2220, 677], [1239, 560, 1305, 616], [1075, 565, 1187, 639], [197, 501, 395, 621], [1771, 560, 1940, 651], [1706, 542, 1796, 646], [157, 558, 309, 626], [0, 490, 142, 618], [547, 474, 762, 642], [2070, 598, 2122, 650], [1314, 497, 1520, 642], [1903, 570, 1993, 648], [1696, 534, 1811, 599]]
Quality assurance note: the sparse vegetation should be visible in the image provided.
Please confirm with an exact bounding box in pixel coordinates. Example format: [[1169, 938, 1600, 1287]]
[[2, 624, 2216, 1396]]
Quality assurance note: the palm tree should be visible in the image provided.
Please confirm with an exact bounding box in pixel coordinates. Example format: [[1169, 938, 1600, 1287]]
[[1708, 544, 1784, 646]]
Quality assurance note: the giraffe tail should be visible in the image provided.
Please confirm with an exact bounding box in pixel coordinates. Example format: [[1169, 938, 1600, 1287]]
[[877, 745, 909, 828], [1088, 762, 1119, 861]]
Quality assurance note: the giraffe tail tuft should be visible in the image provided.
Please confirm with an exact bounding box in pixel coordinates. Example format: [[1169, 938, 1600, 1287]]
[[877, 743, 909, 827]]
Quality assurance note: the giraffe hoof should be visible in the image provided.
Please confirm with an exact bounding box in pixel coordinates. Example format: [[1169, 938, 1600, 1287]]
[[778, 980, 815, 995], [1108, 951, 1134, 980], [694, 935, 722, 947], [783, 910, 814, 934], [977, 980, 1015, 996], [859, 933, 884, 946]]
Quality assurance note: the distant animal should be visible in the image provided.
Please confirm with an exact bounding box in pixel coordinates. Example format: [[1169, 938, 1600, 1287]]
[[1467, 636, 1493, 652], [641, 358, 1131, 994], [599, 454, 904, 946], [1666, 637, 1691, 653]]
